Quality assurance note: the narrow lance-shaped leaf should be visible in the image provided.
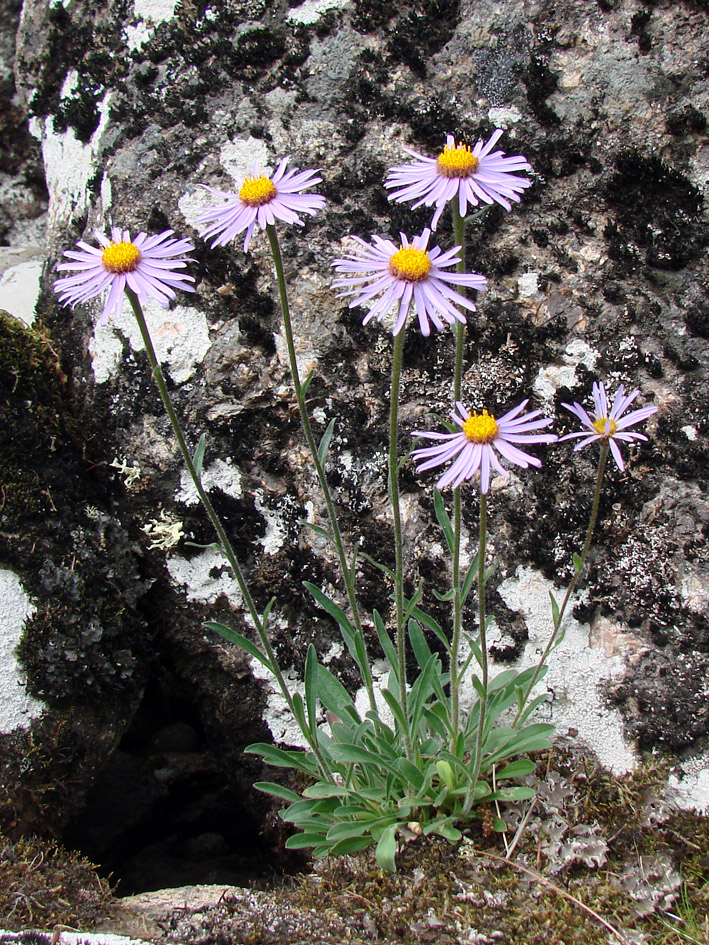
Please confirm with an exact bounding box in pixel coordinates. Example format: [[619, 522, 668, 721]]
[[433, 487, 454, 554], [204, 621, 274, 673], [317, 417, 336, 465], [192, 432, 207, 478]]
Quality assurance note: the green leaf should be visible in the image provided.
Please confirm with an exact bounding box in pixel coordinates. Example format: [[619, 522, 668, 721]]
[[408, 619, 433, 672], [436, 760, 455, 790], [301, 368, 315, 396], [315, 663, 360, 725], [460, 552, 480, 605], [304, 645, 319, 738], [492, 817, 507, 832], [302, 782, 349, 799], [245, 742, 319, 776], [192, 432, 207, 478], [301, 521, 334, 544], [328, 835, 375, 856], [373, 610, 398, 673], [495, 758, 536, 780], [253, 781, 302, 803], [490, 785, 536, 802], [204, 621, 273, 672], [184, 540, 223, 551], [360, 550, 395, 580], [433, 488, 454, 553], [549, 589, 560, 628], [375, 823, 398, 872], [572, 551, 584, 572], [317, 418, 336, 465], [285, 832, 324, 850]]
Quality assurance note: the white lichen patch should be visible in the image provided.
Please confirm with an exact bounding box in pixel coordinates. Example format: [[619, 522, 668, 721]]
[[487, 106, 522, 127], [493, 566, 637, 774], [167, 546, 243, 608], [533, 338, 599, 404], [287, 0, 350, 24], [668, 749, 709, 813], [253, 490, 287, 555], [0, 259, 43, 326], [176, 458, 243, 506], [517, 271, 540, 299], [219, 136, 270, 180], [30, 80, 112, 228], [125, 0, 179, 48], [0, 568, 44, 733], [89, 299, 211, 385]]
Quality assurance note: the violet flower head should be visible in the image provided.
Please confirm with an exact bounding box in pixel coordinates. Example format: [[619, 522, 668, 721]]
[[54, 228, 195, 325], [412, 400, 556, 493], [560, 381, 658, 471], [331, 228, 486, 337], [385, 131, 532, 229], [196, 157, 325, 252]]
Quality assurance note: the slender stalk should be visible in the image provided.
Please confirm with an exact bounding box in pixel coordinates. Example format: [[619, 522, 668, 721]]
[[265, 224, 377, 717], [388, 324, 413, 760], [464, 491, 488, 811], [126, 288, 333, 779], [449, 201, 468, 746], [514, 441, 610, 723]]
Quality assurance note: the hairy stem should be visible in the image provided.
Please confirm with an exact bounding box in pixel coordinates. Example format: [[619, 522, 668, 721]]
[[265, 224, 377, 717], [388, 324, 412, 759], [126, 288, 333, 779], [449, 201, 467, 747], [464, 491, 488, 812], [514, 441, 609, 723]]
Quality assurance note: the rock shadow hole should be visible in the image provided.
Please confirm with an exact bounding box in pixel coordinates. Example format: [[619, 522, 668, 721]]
[[64, 666, 281, 896]]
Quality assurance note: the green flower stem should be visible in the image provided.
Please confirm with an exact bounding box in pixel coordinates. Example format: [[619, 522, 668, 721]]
[[126, 287, 333, 780], [449, 201, 467, 747], [265, 224, 377, 717], [514, 441, 610, 724], [464, 491, 488, 812], [388, 323, 413, 760]]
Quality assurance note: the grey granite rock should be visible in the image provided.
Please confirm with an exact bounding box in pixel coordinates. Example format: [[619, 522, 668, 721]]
[[2, 0, 708, 882]]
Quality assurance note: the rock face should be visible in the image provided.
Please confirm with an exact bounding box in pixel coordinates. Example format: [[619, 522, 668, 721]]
[[2, 0, 708, 883]]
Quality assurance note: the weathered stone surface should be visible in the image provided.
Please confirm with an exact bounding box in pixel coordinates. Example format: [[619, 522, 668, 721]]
[[2, 0, 708, 883]]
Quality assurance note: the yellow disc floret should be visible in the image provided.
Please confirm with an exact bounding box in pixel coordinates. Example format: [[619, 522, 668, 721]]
[[102, 241, 141, 273], [436, 142, 479, 178], [239, 175, 277, 206], [592, 417, 618, 436], [463, 410, 499, 443], [389, 246, 432, 282]]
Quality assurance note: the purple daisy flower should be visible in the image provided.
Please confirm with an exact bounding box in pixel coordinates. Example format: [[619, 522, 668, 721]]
[[196, 156, 325, 252], [331, 228, 486, 337], [560, 381, 658, 471], [385, 130, 532, 229], [412, 400, 556, 493], [54, 227, 195, 325]]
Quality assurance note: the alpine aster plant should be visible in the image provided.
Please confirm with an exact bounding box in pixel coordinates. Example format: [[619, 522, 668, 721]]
[[560, 381, 658, 471], [196, 157, 325, 251], [385, 130, 532, 229], [412, 400, 556, 492], [54, 228, 195, 325], [331, 228, 486, 336]]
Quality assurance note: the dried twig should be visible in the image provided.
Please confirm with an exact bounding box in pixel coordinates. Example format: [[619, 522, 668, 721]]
[[479, 849, 632, 945]]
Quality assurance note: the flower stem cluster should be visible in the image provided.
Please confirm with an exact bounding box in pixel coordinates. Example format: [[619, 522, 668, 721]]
[[53, 131, 658, 871]]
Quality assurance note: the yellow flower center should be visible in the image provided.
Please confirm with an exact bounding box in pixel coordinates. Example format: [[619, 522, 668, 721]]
[[463, 410, 499, 443], [102, 241, 141, 273], [592, 417, 618, 436], [239, 175, 277, 206], [436, 142, 479, 178], [388, 246, 432, 282]]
